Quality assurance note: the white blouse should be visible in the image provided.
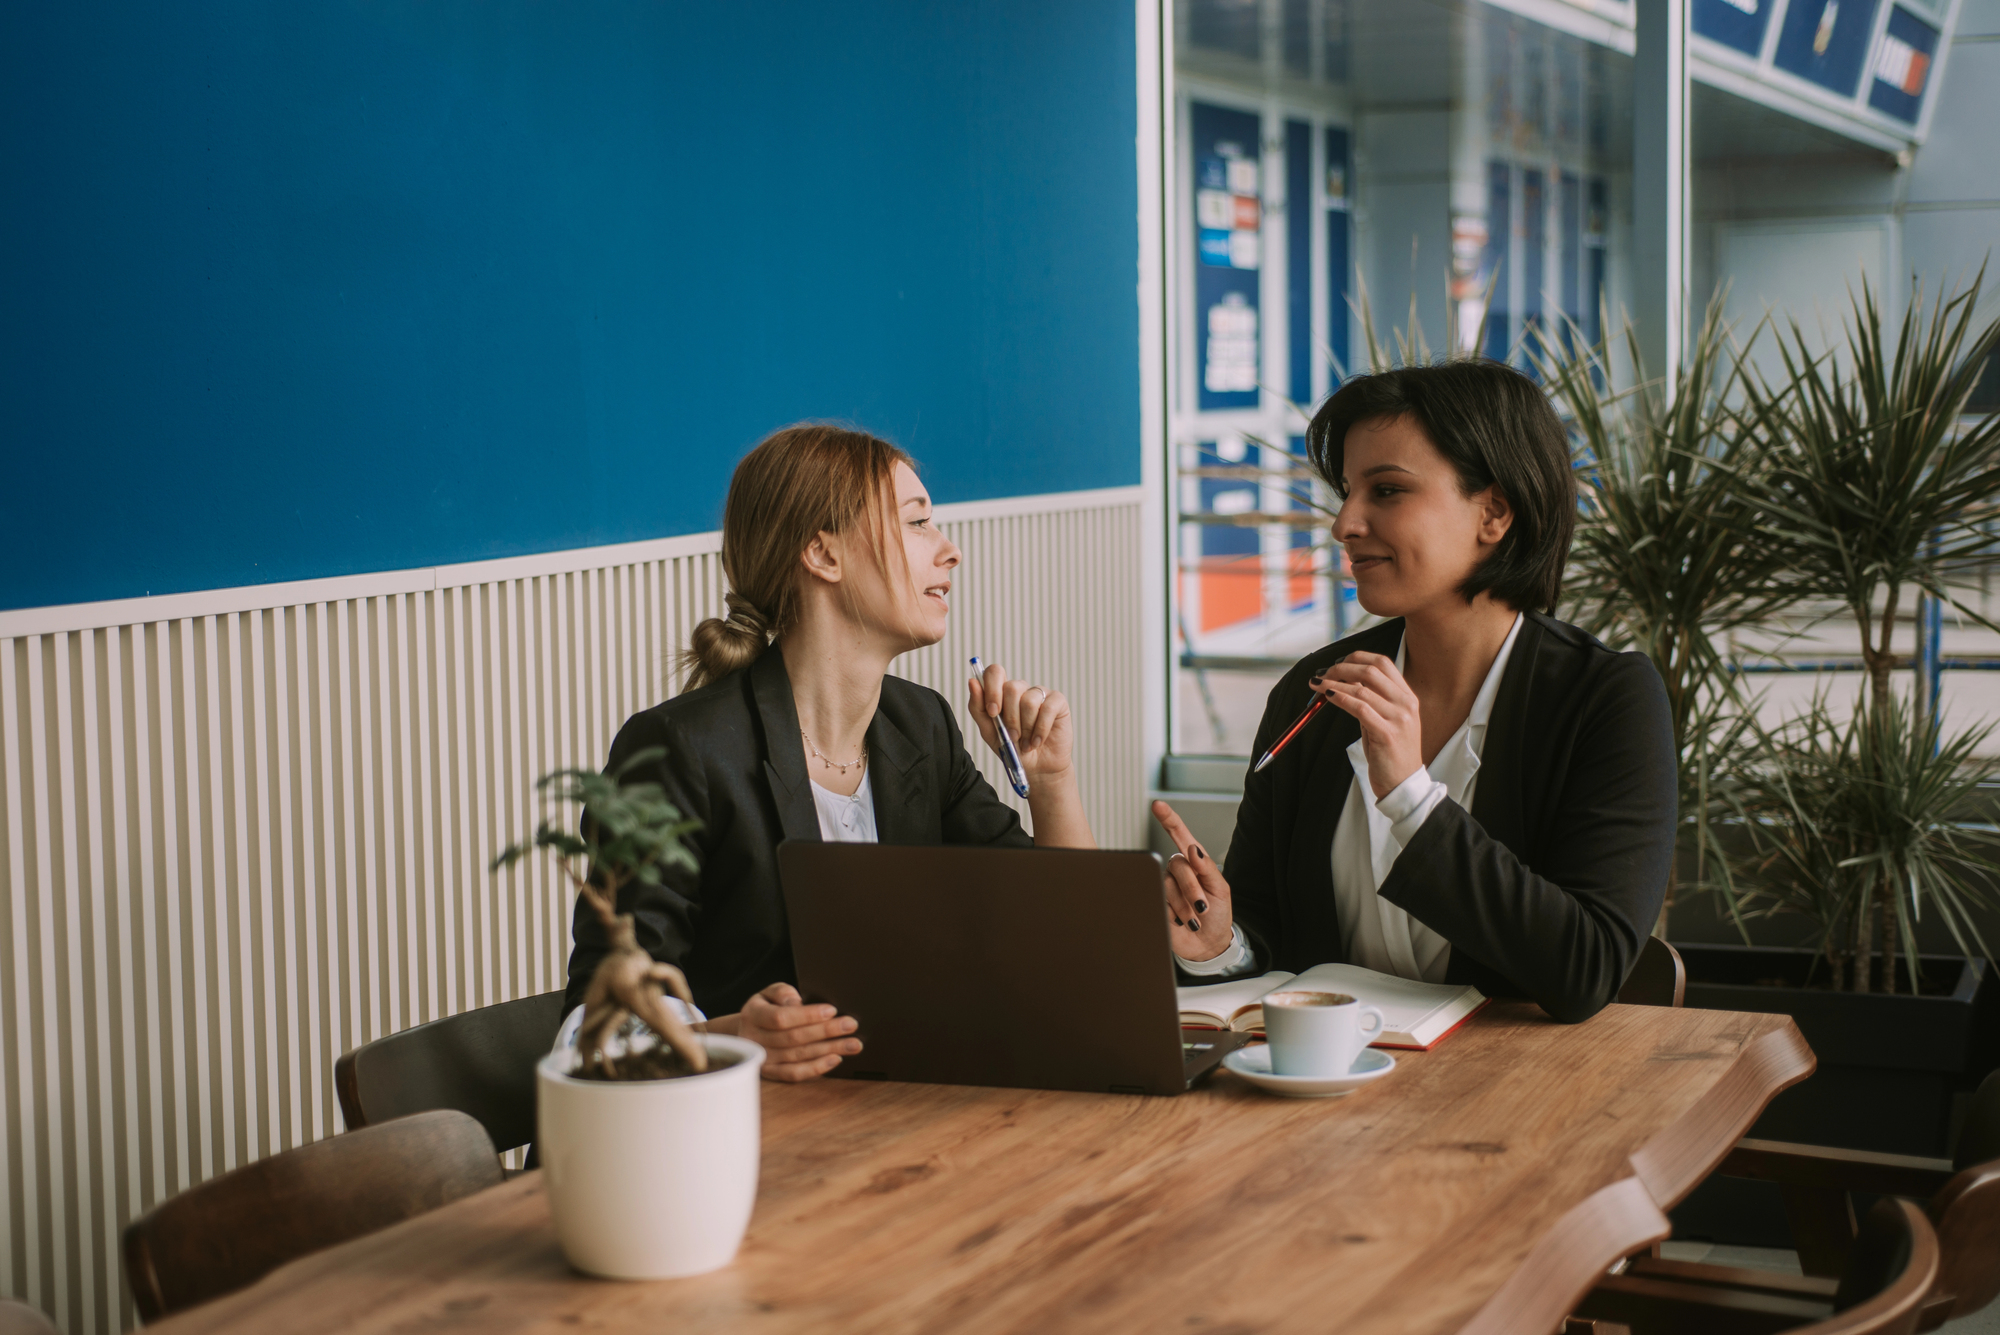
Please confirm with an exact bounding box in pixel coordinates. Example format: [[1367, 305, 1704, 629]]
[[1181, 613, 1524, 984], [810, 771, 879, 843]]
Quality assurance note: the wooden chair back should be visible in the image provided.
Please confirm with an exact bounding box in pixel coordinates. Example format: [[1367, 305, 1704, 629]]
[[1616, 936, 1686, 1008], [1574, 1198, 1935, 1334], [1925, 1163, 2000, 1327], [121, 1110, 502, 1322], [0, 1300, 57, 1335], [1902, 1068, 2000, 1327], [1952, 1069, 2000, 1173], [1815, 1198, 1940, 1335], [334, 988, 564, 1152]]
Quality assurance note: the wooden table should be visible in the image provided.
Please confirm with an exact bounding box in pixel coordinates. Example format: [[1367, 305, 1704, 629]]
[[153, 1003, 1811, 1335]]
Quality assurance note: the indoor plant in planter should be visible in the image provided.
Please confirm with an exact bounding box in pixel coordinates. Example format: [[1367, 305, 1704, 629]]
[[1697, 691, 2000, 1143], [1539, 276, 2000, 1243], [1699, 272, 2000, 1001], [493, 749, 765, 1280], [1669, 275, 2000, 1241], [1672, 691, 2000, 1243]]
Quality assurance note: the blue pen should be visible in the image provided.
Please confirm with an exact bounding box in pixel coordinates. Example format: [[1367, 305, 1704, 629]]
[[968, 657, 1031, 798]]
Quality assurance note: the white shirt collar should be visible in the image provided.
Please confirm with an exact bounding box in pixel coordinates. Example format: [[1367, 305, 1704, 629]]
[[1363, 610, 1525, 811]]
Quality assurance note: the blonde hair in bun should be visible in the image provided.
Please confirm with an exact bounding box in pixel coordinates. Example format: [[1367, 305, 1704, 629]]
[[679, 423, 913, 693]]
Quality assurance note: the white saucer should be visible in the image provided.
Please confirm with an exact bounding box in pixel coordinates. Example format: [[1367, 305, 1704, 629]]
[[1222, 1044, 1396, 1098]]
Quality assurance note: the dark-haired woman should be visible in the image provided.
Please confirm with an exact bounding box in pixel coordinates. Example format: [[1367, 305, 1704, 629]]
[[1153, 361, 1674, 1023], [561, 424, 1097, 1080]]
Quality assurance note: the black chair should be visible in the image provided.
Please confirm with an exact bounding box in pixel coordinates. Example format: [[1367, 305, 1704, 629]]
[[1617, 936, 1687, 1008], [121, 1110, 502, 1321], [1574, 1196, 1940, 1335], [334, 988, 565, 1160], [0, 1300, 58, 1335]]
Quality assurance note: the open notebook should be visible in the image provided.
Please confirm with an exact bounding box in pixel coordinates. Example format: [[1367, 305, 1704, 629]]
[[1178, 963, 1487, 1051]]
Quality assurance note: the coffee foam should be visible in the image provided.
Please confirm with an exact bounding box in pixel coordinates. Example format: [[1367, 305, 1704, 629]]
[[1264, 990, 1356, 1008]]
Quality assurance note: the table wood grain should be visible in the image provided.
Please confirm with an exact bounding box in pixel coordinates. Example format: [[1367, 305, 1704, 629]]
[[148, 1003, 1812, 1335]]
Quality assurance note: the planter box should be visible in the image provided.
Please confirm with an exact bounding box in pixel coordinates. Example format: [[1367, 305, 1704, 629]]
[[1667, 942, 1998, 1247]]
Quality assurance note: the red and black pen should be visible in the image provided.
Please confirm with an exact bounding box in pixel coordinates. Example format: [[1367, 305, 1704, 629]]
[[1251, 664, 1341, 773]]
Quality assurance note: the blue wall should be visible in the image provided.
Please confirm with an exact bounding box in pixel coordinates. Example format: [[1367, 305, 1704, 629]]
[[1, 3, 1139, 611]]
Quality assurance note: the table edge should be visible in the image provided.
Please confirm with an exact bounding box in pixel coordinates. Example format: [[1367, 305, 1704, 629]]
[[1628, 1017, 1816, 1210]]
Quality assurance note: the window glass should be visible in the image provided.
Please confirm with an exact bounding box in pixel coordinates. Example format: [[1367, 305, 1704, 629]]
[[1168, 0, 1633, 760]]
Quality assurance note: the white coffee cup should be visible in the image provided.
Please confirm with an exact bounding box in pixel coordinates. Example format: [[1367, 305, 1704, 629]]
[[1262, 990, 1385, 1077]]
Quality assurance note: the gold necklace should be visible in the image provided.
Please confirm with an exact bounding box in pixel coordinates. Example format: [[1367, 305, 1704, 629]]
[[800, 728, 867, 776]]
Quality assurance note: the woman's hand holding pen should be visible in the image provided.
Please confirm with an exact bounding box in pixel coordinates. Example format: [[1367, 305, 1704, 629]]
[[1150, 800, 1235, 961], [966, 662, 1074, 781], [1313, 650, 1423, 798]]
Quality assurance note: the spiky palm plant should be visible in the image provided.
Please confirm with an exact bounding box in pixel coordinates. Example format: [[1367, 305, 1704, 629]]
[[1744, 272, 2000, 721], [1728, 272, 2000, 989]]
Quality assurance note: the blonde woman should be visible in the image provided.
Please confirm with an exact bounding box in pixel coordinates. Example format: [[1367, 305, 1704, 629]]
[[561, 424, 1096, 1081]]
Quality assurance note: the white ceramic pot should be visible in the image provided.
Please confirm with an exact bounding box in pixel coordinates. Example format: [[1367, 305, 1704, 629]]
[[536, 1033, 765, 1279]]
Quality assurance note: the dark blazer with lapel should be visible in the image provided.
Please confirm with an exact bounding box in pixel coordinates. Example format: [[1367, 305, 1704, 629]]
[[1222, 611, 1676, 1023], [562, 647, 1031, 1018]]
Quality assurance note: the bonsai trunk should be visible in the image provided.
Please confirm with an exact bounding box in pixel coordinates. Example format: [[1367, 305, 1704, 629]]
[[566, 870, 709, 1079]]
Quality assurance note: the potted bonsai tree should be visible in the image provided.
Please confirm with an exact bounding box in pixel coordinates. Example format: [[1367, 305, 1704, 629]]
[[493, 748, 765, 1280]]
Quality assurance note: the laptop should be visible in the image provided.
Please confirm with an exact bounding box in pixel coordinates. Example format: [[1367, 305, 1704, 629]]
[[775, 842, 1245, 1096]]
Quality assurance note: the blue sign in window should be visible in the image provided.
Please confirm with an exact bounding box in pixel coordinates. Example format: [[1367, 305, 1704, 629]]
[[1286, 119, 1312, 407], [1693, 0, 1773, 57], [1483, 160, 1511, 365], [1773, 0, 1882, 97], [1192, 102, 1263, 412], [1326, 126, 1352, 383], [1868, 6, 1940, 122], [1560, 171, 1582, 339], [1521, 167, 1546, 375]]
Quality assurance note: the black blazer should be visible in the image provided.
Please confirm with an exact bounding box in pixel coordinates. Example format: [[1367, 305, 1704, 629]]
[[1222, 612, 1676, 1023], [562, 647, 1032, 1018]]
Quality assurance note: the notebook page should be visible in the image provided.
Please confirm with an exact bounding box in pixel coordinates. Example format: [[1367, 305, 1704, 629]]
[[1175, 970, 1295, 1024]]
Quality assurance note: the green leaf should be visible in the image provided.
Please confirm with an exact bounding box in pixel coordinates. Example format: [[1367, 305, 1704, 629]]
[[491, 746, 704, 907]]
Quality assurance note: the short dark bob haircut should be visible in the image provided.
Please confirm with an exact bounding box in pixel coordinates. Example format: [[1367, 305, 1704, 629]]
[[1306, 359, 1575, 614]]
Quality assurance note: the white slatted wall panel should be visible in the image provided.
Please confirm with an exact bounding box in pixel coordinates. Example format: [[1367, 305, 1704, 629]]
[[0, 489, 1143, 1334]]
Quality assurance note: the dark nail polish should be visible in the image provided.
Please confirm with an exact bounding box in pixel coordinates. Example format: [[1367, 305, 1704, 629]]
[[1192, 845, 1206, 861], [1196, 900, 1208, 912], [1173, 915, 1184, 926], [1188, 917, 1201, 931]]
